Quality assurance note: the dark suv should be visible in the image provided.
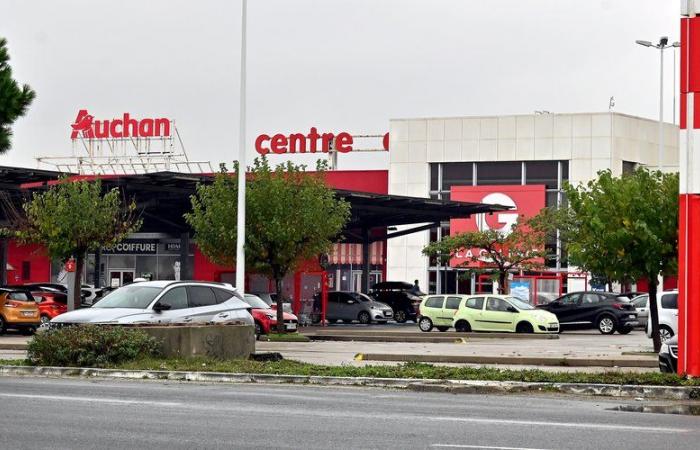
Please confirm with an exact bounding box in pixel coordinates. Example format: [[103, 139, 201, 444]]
[[368, 281, 423, 323], [537, 291, 638, 334]]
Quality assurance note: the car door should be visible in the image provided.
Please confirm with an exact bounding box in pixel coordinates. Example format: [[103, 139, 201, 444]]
[[441, 296, 463, 326], [184, 286, 222, 323], [632, 295, 649, 327], [482, 297, 516, 331], [576, 292, 602, 324], [660, 293, 679, 332], [461, 296, 485, 330], [326, 292, 341, 320], [547, 293, 581, 325], [151, 286, 190, 324], [421, 296, 445, 324]]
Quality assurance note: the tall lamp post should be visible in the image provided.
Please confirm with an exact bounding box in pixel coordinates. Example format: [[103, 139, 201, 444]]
[[635, 37, 680, 171], [236, 0, 248, 294]]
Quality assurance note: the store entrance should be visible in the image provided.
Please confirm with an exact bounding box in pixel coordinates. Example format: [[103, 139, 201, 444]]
[[109, 269, 135, 288]]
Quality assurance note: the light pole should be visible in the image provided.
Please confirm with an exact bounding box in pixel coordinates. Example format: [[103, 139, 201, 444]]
[[635, 37, 680, 171], [236, 0, 247, 294]]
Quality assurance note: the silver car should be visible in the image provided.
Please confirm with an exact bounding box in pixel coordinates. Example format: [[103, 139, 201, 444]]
[[324, 291, 394, 324], [631, 294, 649, 328], [51, 281, 253, 326]]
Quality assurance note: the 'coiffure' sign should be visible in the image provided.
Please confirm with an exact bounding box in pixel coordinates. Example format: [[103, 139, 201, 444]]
[[70, 109, 172, 140], [102, 239, 158, 255]]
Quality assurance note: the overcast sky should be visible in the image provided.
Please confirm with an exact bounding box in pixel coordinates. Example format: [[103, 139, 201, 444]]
[[0, 0, 680, 171]]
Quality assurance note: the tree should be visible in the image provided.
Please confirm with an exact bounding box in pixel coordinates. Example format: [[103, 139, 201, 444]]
[[559, 169, 678, 351], [15, 179, 141, 309], [0, 38, 36, 154], [422, 217, 548, 294], [185, 158, 351, 333]]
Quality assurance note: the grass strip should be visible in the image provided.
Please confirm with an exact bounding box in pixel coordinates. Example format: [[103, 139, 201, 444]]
[[2, 357, 697, 387]]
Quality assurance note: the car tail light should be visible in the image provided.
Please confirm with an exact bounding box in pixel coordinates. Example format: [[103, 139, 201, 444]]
[[4, 301, 21, 308]]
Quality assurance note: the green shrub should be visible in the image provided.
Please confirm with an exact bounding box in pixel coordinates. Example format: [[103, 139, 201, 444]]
[[27, 325, 161, 368]]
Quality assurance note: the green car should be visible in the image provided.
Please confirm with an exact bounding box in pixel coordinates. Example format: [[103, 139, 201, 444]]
[[451, 295, 559, 334], [417, 295, 468, 332]]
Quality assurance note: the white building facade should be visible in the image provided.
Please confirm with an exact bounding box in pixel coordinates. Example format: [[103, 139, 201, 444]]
[[386, 112, 679, 294]]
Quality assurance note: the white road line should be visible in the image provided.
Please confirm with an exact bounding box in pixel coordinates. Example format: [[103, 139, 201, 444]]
[[0, 393, 181, 407], [431, 445, 553, 450]]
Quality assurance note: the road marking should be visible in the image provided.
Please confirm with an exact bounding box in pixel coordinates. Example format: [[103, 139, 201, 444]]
[[431, 446, 553, 450], [0, 393, 181, 407]]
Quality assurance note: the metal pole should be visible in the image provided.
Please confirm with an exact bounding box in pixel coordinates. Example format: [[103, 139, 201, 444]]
[[659, 45, 665, 171], [674, 46, 677, 125], [235, 0, 247, 294]]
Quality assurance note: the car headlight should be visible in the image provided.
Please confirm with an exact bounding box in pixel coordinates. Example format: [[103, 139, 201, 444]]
[[265, 313, 276, 319]]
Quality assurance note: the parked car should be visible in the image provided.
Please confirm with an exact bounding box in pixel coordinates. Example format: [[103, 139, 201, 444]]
[[313, 291, 393, 324], [536, 291, 638, 334], [0, 287, 41, 334], [429, 294, 559, 334], [417, 294, 465, 332], [243, 293, 298, 336], [617, 291, 647, 301], [251, 292, 293, 313], [658, 335, 678, 373], [50, 281, 253, 326], [34, 291, 68, 325], [368, 281, 423, 323], [645, 291, 678, 343], [631, 294, 649, 328]]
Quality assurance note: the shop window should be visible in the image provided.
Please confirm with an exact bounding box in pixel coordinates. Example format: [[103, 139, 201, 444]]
[[430, 164, 439, 191], [442, 163, 473, 191], [561, 161, 569, 181], [21, 261, 30, 281], [545, 191, 559, 208], [476, 162, 521, 185], [525, 161, 558, 189]]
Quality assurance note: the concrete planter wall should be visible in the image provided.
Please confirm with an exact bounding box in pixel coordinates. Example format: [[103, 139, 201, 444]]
[[138, 325, 255, 359]]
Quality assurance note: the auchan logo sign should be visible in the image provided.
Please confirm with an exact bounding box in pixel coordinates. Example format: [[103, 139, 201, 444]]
[[449, 185, 545, 268], [70, 109, 171, 139], [255, 129, 390, 155]]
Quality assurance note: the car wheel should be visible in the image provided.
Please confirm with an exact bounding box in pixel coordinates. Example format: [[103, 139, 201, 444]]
[[454, 320, 471, 333], [418, 317, 433, 332], [516, 321, 534, 333], [358, 311, 371, 325], [436, 326, 449, 332], [617, 326, 633, 335], [394, 309, 408, 323], [40, 315, 51, 325], [597, 315, 616, 335], [659, 325, 674, 343]]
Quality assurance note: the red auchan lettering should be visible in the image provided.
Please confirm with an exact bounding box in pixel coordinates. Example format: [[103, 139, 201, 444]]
[[255, 129, 390, 155], [70, 109, 171, 139]]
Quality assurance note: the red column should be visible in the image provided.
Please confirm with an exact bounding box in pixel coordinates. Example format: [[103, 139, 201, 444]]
[[678, 6, 700, 376]]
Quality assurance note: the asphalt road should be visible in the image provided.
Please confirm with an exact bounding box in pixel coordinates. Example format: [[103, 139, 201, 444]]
[[1, 377, 699, 449]]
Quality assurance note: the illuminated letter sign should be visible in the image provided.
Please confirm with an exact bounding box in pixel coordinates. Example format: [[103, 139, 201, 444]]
[[70, 110, 172, 140]]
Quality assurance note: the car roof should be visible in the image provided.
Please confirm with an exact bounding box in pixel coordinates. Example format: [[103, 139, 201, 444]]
[[125, 280, 236, 290]]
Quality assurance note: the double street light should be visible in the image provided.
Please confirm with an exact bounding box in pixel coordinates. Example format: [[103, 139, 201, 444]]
[[635, 36, 680, 172]]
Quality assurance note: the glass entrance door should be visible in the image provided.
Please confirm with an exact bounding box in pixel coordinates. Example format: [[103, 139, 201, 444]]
[[109, 270, 135, 287]]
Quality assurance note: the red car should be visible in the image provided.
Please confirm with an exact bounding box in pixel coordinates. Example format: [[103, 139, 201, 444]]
[[33, 291, 68, 325], [244, 294, 298, 336]]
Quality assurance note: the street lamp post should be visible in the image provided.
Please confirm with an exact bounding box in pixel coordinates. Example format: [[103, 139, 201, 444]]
[[236, 0, 248, 295], [635, 37, 680, 172]]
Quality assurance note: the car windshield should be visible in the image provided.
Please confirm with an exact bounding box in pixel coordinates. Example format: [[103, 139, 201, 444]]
[[92, 285, 162, 309], [244, 294, 270, 309], [505, 297, 535, 310], [349, 292, 373, 302]]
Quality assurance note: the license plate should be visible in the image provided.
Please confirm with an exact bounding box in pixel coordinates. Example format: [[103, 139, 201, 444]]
[[628, 314, 636, 319], [384, 311, 392, 316], [21, 311, 35, 317], [285, 323, 297, 331]]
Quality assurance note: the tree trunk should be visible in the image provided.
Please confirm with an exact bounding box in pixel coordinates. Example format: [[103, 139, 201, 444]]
[[274, 276, 285, 334], [498, 271, 507, 294], [648, 276, 662, 352], [72, 255, 84, 310]]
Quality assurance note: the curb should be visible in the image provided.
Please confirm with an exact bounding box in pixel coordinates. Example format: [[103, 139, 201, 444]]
[[355, 353, 658, 368], [0, 365, 697, 400], [0, 344, 28, 351], [303, 332, 559, 341]]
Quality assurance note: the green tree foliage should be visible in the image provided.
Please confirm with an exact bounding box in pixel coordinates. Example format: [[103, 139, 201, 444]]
[[15, 179, 141, 309], [185, 158, 351, 332], [557, 169, 678, 351], [0, 38, 36, 154], [422, 218, 548, 294]]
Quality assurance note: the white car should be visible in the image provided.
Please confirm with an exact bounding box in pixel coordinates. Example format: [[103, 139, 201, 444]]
[[644, 290, 678, 343], [51, 281, 253, 326]]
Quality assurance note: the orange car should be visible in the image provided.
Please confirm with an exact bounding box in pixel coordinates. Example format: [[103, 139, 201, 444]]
[[0, 288, 40, 335]]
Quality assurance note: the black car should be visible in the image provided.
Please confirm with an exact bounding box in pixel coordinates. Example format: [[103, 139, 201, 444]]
[[536, 291, 639, 334], [368, 281, 423, 323], [659, 335, 678, 373]]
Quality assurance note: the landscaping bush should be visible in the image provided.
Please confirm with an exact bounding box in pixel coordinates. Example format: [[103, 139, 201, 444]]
[[27, 325, 161, 368]]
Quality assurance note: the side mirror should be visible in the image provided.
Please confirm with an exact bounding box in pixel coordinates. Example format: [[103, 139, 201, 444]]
[[506, 306, 518, 313], [153, 302, 172, 313]]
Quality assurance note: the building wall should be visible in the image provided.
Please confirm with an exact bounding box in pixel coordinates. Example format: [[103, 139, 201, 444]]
[[6, 241, 51, 284], [387, 112, 680, 289]]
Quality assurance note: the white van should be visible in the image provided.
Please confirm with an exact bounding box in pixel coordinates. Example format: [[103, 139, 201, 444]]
[[644, 291, 678, 343]]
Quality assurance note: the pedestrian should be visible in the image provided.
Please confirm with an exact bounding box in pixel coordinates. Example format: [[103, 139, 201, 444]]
[[410, 279, 422, 295]]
